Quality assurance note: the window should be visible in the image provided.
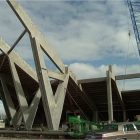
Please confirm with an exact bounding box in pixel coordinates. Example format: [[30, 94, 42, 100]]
[[103, 125, 118, 131], [134, 124, 140, 130], [126, 124, 135, 131], [123, 125, 127, 131]]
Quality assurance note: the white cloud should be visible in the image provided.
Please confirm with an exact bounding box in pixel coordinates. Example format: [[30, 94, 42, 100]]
[[0, 2, 140, 90], [0, 0, 140, 117], [70, 63, 140, 90], [0, 1, 138, 62], [70, 63, 140, 79], [70, 63, 108, 79]]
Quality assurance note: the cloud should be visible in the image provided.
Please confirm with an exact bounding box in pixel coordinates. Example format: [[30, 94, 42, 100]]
[[69, 63, 140, 90], [1, 0, 140, 113], [70, 63, 140, 79], [0, 1, 138, 63], [0, 1, 139, 83]]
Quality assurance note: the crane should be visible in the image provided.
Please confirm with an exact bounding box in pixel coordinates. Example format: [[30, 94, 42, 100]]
[[127, 0, 140, 56]]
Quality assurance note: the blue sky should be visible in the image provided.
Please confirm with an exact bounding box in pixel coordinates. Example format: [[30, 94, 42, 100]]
[[0, 0, 140, 113]]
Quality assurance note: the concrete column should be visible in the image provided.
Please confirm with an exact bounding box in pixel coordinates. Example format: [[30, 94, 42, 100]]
[[106, 67, 113, 121]]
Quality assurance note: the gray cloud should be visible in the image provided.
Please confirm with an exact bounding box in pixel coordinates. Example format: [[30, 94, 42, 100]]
[[0, 1, 137, 62]]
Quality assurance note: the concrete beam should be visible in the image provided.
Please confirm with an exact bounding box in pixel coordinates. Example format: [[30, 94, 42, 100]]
[[7, 0, 65, 73], [0, 38, 38, 82], [6, 0, 101, 129], [9, 60, 29, 113], [78, 77, 106, 84], [116, 73, 140, 80], [30, 37, 69, 130], [9, 60, 41, 130], [43, 68, 65, 81], [0, 39, 64, 82], [24, 89, 41, 129], [6, 0, 85, 91], [121, 89, 140, 93], [78, 73, 140, 84], [0, 77, 22, 128]]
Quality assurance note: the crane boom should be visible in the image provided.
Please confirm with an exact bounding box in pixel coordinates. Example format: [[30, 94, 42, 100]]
[[127, 0, 140, 56]]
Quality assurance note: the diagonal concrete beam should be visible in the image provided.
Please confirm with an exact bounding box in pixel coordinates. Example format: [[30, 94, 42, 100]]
[[24, 89, 41, 129], [6, 0, 79, 85], [9, 60, 41, 130], [0, 77, 22, 128], [7, 0, 65, 73], [5, 0, 100, 129], [43, 68, 65, 81], [0, 38, 38, 82], [0, 39, 64, 81], [30, 37, 69, 130]]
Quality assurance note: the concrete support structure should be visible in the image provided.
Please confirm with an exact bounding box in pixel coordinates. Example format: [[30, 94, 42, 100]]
[[106, 68, 113, 121], [0, 0, 136, 130], [0, 39, 42, 130], [106, 65, 126, 122], [30, 36, 69, 130], [9, 60, 41, 130], [0, 77, 22, 128], [5, 0, 99, 130], [0, 71, 41, 130]]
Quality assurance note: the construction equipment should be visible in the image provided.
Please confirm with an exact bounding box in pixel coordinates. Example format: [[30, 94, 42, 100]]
[[127, 0, 140, 56], [68, 116, 103, 137]]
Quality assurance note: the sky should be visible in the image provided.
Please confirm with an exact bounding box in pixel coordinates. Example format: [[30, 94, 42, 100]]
[[0, 0, 140, 114]]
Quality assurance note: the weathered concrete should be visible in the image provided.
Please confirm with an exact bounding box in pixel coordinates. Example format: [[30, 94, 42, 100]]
[[0, 76, 22, 128], [106, 69, 113, 121], [108, 66, 126, 121], [9, 60, 41, 130], [30, 37, 69, 130]]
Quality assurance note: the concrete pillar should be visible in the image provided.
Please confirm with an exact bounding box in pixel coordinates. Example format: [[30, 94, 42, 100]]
[[106, 66, 113, 121]]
